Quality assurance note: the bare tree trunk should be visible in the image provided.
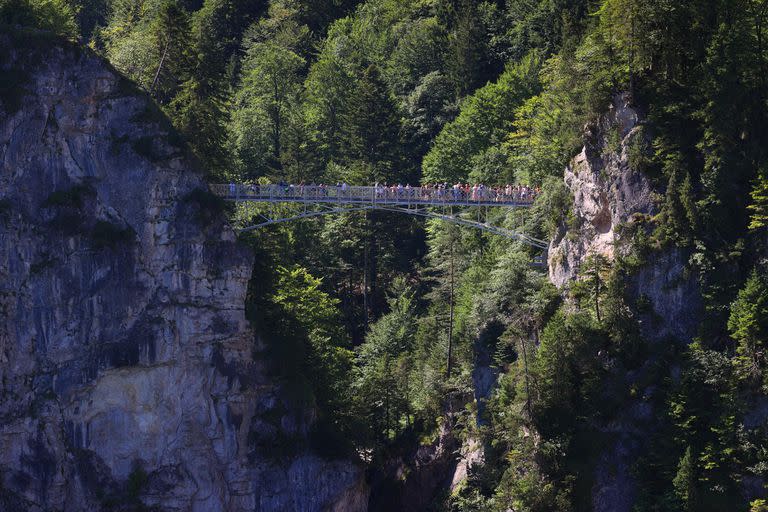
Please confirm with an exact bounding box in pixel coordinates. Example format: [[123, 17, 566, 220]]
[[150, 37, 170, 96], [629, 9, 636, 102], [385, 357, 391, 438], [595, 279, 601, 323], [520, 333, 532, 418], [370, 227, 378, 316], [363, 222, 369, 330], [347, 266, 355, 335], [446, 236, 455, 378]]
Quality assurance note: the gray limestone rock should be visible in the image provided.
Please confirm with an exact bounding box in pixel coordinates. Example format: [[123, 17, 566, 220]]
[[0, 33, 367, 512], [547, 92, 701, 344], [548, 92, 658, 288], [546, 93, 703, 512]]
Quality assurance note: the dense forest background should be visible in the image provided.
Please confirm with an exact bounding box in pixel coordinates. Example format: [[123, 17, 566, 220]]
[[3, 0, 768, 510]]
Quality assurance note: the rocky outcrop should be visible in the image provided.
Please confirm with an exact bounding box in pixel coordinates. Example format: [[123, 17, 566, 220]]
[[548, 92, 701, 344], [0, 33, 366, 511], [546, 93, 704, 512], [548, 93, 657, 287], [627, 248, 700, 342]]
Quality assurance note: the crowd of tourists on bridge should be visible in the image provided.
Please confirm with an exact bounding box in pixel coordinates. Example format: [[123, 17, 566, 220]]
[[227, 181, 540, 204], [374, 182, 540, 203]]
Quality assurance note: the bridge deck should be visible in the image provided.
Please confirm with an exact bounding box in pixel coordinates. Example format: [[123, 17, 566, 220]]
[[212, 184, 536, 208]]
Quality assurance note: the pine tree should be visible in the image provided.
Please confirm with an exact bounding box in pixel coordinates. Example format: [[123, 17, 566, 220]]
[[341, 64, 407, 183], [657, 156, 695, 245], [235, 43, 304, 173], [748, 173, 768, 231], [169, 75, 229, 174], [728, 270, 768, 387], [0, 0, 78, 38], [166, 0, 241, 175], [438, 0, 488, 96], [581, 254, 610, 323], [673, 446, 698, 511], [353, 277, 417, 444], [148, 0, 192, 104], [302, 45, 356, 175]]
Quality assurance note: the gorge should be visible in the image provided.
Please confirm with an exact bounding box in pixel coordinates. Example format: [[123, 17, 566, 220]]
[[2, 0, 768, 511]]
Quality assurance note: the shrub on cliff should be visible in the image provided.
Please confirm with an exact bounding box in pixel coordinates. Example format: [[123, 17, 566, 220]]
[[0, 0, 78, 38]]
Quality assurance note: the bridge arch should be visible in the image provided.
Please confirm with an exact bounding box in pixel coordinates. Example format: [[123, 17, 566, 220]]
[[213, 184, 549, 250]]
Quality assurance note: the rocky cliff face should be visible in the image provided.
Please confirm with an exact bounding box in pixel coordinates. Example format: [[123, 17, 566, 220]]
[[547, 93, 702, 512], [548, 93, 656, 288], [0, 33, 366, 511], [548, 92, 701, 344]]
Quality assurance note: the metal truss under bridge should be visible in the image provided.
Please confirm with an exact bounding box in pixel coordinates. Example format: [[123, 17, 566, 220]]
[[211, 184, 549, 250]]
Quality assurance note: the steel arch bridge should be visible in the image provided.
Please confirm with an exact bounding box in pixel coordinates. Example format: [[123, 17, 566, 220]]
[[212, 184, 549, 250]]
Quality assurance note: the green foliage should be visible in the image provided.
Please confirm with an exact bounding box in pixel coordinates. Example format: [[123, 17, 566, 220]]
[[183, 187, 233, 226], [673, 446, 697, 511], [339, 64, 407, 183], [230, 41, 304, 178], [67, 0, 768, 506], [748, 173, 768, 232], [729, 271, 768, 389], [168, 75, 229, 174], [627, 125, 651, 173], [251, 258, 355, 446], [228, 2, 308, 180], [402, 71, 457, 151], [387, 15, 446, 96], [422, 52, 542, 184], [441, 0, 489, 96], [270, 266, 345, 341], [655, 156, 697, 246], [353, 276, 417, 445], [666, 341, 749, 511], [504, 88, 572, 186], [532, 309, 610, 436], [572, 253, 611, 322], [101, 0, 192, 103], [0, 0, 78, 38]]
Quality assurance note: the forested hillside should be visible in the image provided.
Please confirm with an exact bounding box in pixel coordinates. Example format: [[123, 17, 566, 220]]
[[3, 0, 768, 510]]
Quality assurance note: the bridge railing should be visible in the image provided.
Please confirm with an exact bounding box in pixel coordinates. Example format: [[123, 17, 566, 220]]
[[211, 183, 538, 206]]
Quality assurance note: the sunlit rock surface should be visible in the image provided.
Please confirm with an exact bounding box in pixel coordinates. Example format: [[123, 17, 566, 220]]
[[546, 92, 702, 512], [0, 33, 366, 512], [548, 92, 657, 287], [548, 92, 701, 344]]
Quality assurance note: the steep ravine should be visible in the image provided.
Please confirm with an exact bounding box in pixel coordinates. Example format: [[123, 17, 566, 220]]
[[367, 94, 699, 511], [0, 34, 366, 511], [0, 34, 719, 512]]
